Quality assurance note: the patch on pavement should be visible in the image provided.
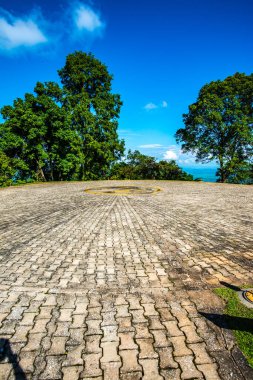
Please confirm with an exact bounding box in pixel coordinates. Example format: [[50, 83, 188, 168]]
[[84, 186, 161, 195]]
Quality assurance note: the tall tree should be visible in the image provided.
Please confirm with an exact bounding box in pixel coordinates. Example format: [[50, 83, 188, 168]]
[[58, 51, 124, 180], [175, 73, 253, 182], [0, 82, 80, 182], [0, 51, 124, 185]]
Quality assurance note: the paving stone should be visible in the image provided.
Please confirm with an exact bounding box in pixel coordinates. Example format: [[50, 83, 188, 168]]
[[49, 336, 67, 355], [170, 336, 192, 357], [163, 320, 183, 337], [157, 308, 174, 321], [160, 368, 181, 380], [157, 347, 178, 369], [182, 324, 203, 344], [101, 361, 121, 380], [120, 349, 142, 373], [85, 335, 102, 354], [0, 363, 12, 379], [101, 341, 120, 363], [0, 180, 252, 380], [189, 342, 213, 364], [120, 373, 142, 380], [40, 355, 63, 379], [119, 332, 138, 350], [62, 365, 82, 380], [197, 363, 220, 380], [139, 358, 163, 379], [82, 352, 102, 377], [19, 351, 37, 373], [30, 318, 50, 334], [117, 317, 134, 333], [20, 313, 37, 326], [152, 329, 169, 348], [147, 316, 164, 330], [22, 332, 45, 351], [134, 323, 152, 339], [54, 322, 71, 337], [101, 324, 118, 342], [176, 355, 204, 379], [136, 338, 158, 359], [63, 344, 84, 366]]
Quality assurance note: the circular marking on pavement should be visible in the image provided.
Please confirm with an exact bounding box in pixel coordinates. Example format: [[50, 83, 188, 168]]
[[238, 288, 253, 309], [84, 186, 161, 195]]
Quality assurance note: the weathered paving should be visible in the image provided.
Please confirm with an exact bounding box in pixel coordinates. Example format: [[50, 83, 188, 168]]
[[0, 180, 252, 380]]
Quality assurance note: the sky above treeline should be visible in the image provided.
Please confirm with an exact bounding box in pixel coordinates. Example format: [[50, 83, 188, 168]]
[[0, 0, 252, 168]]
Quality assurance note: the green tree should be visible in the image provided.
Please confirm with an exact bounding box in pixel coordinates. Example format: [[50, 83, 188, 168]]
[[157, 160, 193, 181], [109, 150, 193, 181], [58, 51, 124, 180], [0, 151, 15, 186], [0, 82, 79, 182], [0, 51, 124, 185], [175, 73, 253, 182], [126, 150, 158, 179]]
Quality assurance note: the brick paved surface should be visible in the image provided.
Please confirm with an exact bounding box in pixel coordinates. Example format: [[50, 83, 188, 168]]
[[0, 180, 252, 380]]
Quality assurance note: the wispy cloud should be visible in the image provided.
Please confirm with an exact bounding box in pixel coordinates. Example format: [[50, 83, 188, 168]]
[[0, 3, 106, 54], [139, 144, 163, 149], [74, 3, 105, 33], [0, 11, 47, 50], [144, 100, 168, 111], [144, 102, 158, 111]]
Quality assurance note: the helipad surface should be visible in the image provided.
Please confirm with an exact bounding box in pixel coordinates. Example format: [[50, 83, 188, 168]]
[[0, 180, 252, 379]]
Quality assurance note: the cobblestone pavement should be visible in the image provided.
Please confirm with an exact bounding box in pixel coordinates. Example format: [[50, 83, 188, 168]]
[[0, 181, 252, 380]]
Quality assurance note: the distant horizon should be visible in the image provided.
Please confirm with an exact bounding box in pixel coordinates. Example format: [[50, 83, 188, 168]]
[[182, 167, 217, 182]]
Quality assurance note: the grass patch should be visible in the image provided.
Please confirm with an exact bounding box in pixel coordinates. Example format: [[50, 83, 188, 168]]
[[214, 286, 253, 367]]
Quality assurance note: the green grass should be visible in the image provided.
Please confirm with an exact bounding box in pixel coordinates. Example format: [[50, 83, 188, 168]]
[[214, 286, 253, 367]]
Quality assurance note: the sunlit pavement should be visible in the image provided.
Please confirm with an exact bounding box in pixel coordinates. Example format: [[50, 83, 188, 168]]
[[0, 180, 252, 379]]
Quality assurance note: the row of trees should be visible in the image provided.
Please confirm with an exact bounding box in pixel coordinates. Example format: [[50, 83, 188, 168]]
[[0, 52, 124, 186], [0, 51, 252, 185], [110, 150, 193, 180]]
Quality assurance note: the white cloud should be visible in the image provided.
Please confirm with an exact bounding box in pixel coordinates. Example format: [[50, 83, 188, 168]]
[[139, 144, 163, 149], [163, 150, 178, 160], [163, 145, 198, 165], [0, 15, 47, 49], [144, 100, 168, 111], [75, 4, 104, 32], [144, 102, 158, 111]]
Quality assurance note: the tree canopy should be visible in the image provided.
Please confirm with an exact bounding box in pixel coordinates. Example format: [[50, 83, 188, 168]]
[[0, 51, 124, 184], [175, 73, 253, 183], [109, 150, 193, 181]]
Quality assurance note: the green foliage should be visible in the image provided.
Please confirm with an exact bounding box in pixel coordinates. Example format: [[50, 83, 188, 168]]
[[58, 52, 124, 180], [109, 150, 193, 181], [0, 51, 124, 185], [214, 287, 253, 367], [0, 151, 15, 186], [176, 73, 253, 183]]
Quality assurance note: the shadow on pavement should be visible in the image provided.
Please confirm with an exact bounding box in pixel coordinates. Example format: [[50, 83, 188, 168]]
[[0, 338, 26, 380], [199, 312, 253, 333], [219, 281, 242, 292]]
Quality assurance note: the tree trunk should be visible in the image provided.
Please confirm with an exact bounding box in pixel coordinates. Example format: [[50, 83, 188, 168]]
[[36, 161, 46, 182], [219, 157, 226, 183]]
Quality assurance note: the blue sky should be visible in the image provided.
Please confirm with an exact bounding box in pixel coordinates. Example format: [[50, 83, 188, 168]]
[[0, 0, 252, 169]]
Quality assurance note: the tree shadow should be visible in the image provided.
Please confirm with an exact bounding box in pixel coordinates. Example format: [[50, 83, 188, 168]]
[[199, 281, 253, 334], [199, 312, 253, 334], [219, 281, 241, 292], [0, 338, 26, 380]]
